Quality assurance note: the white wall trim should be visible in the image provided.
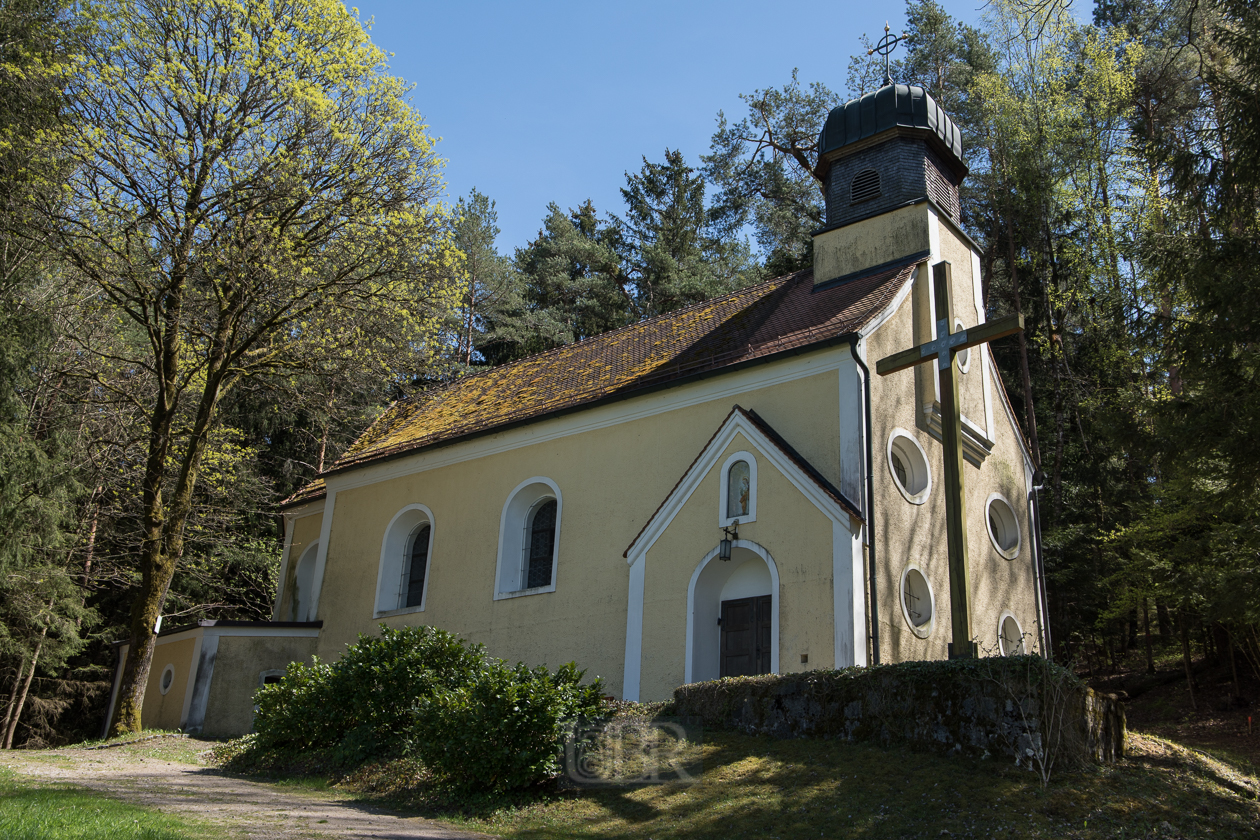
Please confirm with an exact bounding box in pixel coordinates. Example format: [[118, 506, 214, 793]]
[[178, 634, 203, 725], [858, 265, 920, 339], [183, 634, 219, 733], [323, 346, 853, 496], [374, 503, 435, 616], [494, 476, 562, 600], [685, 540, 780, 684], [833, 521, 867, 668], [622, 553, 646, 701], [717, 450, 758, 526], [307, 489, 337, 624]]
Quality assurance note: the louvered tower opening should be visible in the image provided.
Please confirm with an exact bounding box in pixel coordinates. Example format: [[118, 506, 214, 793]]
[[850, 168, 881, 204]]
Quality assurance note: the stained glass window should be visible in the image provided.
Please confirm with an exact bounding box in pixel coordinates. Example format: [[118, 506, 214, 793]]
[[405, 524, 430, 608], [526, 499, 557, 589]]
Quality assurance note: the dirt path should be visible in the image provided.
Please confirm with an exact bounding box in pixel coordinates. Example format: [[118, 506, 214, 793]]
[[0, 737, 491, 840]]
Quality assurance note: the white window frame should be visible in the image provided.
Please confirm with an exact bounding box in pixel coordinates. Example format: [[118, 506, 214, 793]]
[[374, 504, 435, 617], [998, 611, 1026, 656], [718, 450, 758, 527], [954, 317, 970, 373], [887, 429, 932, 505], [985, 492, 1021, 560], [495, 477, 562, 600], [158, 663, 176, 695], [899, 563, 935, 639]]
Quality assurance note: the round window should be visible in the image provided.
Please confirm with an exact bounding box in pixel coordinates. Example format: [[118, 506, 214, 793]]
[[887, 430, 931, 504], [954, 318, 970, 373], [986, 494, 1021, 559], [159, 663, 175, 695], [900, 566, 934, 638], [999, 613, 1025, 656]]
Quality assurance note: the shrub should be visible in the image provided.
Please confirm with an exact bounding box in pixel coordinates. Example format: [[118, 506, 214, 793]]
[[410, 660, 604, 793], [253, 625, 484, 762]]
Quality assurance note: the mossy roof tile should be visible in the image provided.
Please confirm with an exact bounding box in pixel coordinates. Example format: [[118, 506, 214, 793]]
[[283, 261, 914, 507]]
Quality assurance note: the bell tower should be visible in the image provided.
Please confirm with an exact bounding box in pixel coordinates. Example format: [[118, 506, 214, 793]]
[[811, 83, 967, 286]]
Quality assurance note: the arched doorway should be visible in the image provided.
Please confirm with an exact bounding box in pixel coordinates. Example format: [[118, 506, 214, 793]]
[[686, 541, 779, 683]]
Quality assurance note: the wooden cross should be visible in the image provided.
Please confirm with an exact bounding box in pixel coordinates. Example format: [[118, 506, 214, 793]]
[[876, 262, 1024, 658]]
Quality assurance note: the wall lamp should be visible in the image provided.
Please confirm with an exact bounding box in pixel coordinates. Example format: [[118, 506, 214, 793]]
[[719, 520, 739, 561]]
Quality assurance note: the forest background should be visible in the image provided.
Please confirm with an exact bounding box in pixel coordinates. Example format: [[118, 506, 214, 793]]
[[0, 0, 1256, 745]]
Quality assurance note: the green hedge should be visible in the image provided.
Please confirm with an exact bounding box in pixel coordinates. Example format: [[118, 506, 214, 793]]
[[411, 660, 604, 793], [246, 624, 604, 790]]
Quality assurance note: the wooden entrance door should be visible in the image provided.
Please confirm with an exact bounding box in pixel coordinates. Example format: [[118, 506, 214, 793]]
[[720, 595, 772, 677]]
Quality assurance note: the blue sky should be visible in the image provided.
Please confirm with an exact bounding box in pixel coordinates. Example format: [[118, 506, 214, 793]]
[[351, 1, 990, 254]]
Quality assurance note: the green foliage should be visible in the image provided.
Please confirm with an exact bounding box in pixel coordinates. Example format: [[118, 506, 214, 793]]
[[243, 625, 603, 792], [612, 149, 758, 317], [253, 626, 483, 763], [410, 659, 603, 794]]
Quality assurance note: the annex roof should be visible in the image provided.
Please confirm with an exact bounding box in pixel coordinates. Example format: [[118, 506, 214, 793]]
[[283, 259, 917, 507]]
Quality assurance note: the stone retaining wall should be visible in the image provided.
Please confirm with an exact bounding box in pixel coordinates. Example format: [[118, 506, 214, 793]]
[[672, 657, 1125, 767]]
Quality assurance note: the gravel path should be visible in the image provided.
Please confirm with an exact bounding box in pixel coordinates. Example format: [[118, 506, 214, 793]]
[[0, 738, 491, 840]]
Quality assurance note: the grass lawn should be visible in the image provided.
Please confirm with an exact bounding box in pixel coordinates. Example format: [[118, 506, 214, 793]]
[[334, 729, 1259, 840], [0, 766, 218, 840]]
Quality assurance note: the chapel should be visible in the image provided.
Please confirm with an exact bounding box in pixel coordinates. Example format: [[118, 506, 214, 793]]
[[105, 83, 1047, 737]]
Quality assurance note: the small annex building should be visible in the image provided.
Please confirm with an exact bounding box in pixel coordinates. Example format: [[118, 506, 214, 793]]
[[110, 84, 1048, 736]]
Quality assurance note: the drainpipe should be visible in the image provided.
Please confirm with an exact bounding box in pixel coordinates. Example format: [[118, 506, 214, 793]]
[[1029, 470, 1051, 660], [849, 335, 879, 666]]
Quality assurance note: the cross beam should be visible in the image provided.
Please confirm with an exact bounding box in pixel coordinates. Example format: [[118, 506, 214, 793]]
[[876, 261, 1023, 659]]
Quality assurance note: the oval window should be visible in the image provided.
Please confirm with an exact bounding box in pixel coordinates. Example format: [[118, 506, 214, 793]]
[[954, 318, 970, 373], [888, 431, 931, 504], [159, 663, 175, 695], [986, 495, 1021, 559], [999, 613, 1025, 656], [900, 566, 934, 638]]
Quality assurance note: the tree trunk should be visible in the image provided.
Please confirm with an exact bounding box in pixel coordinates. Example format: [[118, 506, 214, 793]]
[[1157, 602, 1172, 638], [1143, 597, 1155, 675], [1006, 212, 1042, 467], [3, 629, 46, 749], [1, 660, 26, 742], [1180, 606, 1197, 712], [1228, 627, 1240, 698], [110, 289, 240, 736]]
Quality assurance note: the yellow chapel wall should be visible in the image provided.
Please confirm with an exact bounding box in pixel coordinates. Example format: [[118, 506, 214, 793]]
[[139, 635, 196, 731], [866, 218, 1040, 665], [311, 357, 846, 698], [637, 434, 838, 701]]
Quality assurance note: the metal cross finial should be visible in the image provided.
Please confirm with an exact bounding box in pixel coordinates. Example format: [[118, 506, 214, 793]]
[[867, 22, 908, 86]]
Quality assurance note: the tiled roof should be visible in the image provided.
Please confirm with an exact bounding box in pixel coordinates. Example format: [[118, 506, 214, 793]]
[[283, 260, 916, 507]]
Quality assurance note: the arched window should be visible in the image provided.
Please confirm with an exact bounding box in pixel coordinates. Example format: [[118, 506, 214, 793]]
[[403, 524, 432, 608], [496, 477, 562, 599], [727, 460, 750, 519], [375, 505, 435, 616], [525, 500, 557, 589], [719, 452, 757, 526]]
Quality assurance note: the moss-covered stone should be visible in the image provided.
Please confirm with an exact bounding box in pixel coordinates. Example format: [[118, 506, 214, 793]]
[[671, 657, 1124, 767]]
